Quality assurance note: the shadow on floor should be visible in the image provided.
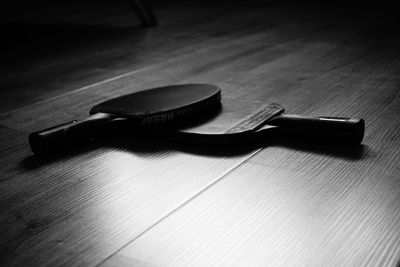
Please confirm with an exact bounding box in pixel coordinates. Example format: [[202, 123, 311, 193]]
[[20, 127, 368, 171]]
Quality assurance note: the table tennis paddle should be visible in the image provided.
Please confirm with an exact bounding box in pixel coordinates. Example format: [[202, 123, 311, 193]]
[[156, 100, 365, 144], [29, 84, 221, 155]]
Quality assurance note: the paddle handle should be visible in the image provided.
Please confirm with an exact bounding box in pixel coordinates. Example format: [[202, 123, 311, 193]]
[[268, 114, 365, 144], [29, 113, 114, 155]]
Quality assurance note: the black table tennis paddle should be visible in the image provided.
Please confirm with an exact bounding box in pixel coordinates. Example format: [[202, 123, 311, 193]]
[[29, 84, 221, 155], [157, 99, 364, 144]]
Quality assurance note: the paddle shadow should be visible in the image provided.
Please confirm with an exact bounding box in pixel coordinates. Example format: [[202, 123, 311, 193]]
[[160, 133, 368, 160], [20, 127, 368, 171]]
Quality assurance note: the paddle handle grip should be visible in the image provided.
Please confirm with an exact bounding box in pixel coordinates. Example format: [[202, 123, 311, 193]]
[[29, 113, 114, 155], [268, 115, 365, 144]]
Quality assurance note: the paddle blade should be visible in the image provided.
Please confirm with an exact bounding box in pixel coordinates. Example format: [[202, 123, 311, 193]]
[[90, 84, 221, 125]]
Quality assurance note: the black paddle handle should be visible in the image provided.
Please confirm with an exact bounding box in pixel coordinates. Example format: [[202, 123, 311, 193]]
[[29, 113, 114, 155], [268, 115, 365, 143]]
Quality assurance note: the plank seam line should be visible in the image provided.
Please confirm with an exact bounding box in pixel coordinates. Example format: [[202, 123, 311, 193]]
[[0, 5, 243, 82], [0, 65, 154, 117], [0, 6, 253, 117], [96, 148, 263, 267]]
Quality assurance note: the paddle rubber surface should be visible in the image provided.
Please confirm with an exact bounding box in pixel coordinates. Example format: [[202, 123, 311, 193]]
[[90, 84, 221, 125]]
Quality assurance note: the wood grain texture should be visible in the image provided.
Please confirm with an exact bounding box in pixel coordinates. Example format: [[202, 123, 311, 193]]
[[1, 1, 400, 266], [0, 147, 261, 266], [0, 1, 278, 113], [103, 162, 400, 267]]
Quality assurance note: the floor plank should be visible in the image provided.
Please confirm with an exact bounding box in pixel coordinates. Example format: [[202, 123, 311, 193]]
[[0, 1, 278, 113], [102, 162, 400, 267]]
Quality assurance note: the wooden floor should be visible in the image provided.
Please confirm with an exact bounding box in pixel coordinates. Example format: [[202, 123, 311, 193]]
[[1, 1, 400, 266]]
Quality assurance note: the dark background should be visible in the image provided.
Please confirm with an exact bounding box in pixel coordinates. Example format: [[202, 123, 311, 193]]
[[0, 0, 399, 112]]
